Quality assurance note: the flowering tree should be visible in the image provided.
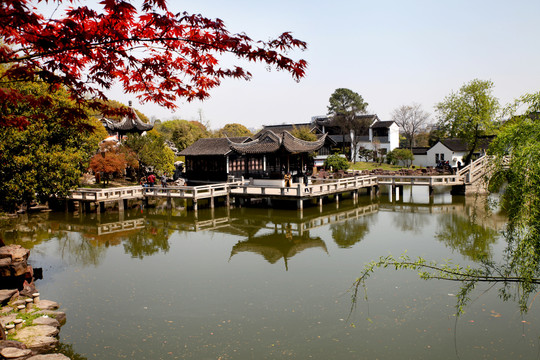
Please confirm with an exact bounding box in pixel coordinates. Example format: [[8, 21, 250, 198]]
[[0, 0, 307, 128]]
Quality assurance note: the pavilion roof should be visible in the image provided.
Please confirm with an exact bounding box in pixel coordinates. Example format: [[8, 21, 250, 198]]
[[179, 137, 250, 156], [102, 104, 153, 134], [228, 130, 327, 155]]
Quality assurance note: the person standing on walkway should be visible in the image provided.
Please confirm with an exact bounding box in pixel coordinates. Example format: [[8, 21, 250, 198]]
[[161, 173, 167, 188], [148, 173, 155, 187]]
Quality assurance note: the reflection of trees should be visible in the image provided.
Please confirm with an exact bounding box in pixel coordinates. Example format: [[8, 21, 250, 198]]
[[57, 232, 107, 266], [331, 218, 370, 248], [390, 209, 430, 234], [122, 220, 171, 259], [436, 213, 498, 260]]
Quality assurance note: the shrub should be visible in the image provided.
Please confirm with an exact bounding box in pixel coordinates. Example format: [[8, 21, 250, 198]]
[[324, 154, 349, 171]]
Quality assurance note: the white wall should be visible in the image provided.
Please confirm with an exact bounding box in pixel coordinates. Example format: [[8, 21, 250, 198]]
[[424, 142, 466, 168]]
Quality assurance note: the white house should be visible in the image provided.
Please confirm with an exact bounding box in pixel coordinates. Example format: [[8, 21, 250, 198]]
[[412, 137, 493, 169], [351, 120, 400, 162]]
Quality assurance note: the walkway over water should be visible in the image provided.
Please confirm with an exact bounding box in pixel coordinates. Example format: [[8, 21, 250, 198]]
[[69, 156, 492, 212]]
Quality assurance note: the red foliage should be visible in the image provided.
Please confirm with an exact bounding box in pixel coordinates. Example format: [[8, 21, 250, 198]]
[[89, 151, 126, 177], [0, 0, 307, 128]]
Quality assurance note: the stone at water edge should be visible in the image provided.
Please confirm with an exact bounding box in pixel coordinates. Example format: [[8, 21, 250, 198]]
[[14, 325, 59, 342], [0, 245, 30, 262], [35, 300, 59, 311], [18, 335, 58, 353], [36, 311, 66, 325], [0, 346, 32, 359], [33, 316, 60, 328], [27, 354, 72, 360]]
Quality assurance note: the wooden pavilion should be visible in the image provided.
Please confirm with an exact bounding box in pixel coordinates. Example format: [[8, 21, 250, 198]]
[[180, 130, 328, 183]]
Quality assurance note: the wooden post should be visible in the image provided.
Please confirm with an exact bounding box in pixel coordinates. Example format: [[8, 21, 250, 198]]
[[297, 198, 303, 210], [193, 199, 198, 211]]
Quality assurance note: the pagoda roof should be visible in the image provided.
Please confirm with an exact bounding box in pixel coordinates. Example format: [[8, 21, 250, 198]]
[[102, 104, 153, 135], [228, 130, 327, 155]]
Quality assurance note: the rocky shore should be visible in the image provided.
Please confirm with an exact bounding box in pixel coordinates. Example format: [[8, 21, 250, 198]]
[[0, 245, 70, 360]]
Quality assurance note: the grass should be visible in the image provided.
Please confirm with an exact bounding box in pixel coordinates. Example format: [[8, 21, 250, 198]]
[[348, 161, 411, 172]]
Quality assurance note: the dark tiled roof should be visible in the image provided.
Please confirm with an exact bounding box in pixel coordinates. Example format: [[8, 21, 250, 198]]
[[229, 131, 281, 154], [229, 130, 326, 155], [412, 147, 429, 155], [255, 123, 317, 138], [371, 120, 395, 128], [103, 107, 153, 133], [329, 134, 352, 143], [179, 137, 249, 156], [282, 131, 327, 153], [440, 139, 469, 152]]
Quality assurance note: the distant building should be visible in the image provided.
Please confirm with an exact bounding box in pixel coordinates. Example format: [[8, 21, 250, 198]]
[[311, 114, 399, 161]]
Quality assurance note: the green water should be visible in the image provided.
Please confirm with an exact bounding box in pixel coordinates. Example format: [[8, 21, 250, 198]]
[[2, 188, 538, 359]]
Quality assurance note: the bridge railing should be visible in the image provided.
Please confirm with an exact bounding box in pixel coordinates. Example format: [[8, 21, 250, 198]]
[[376, 174, 463, 186], [69, 186, 145, 201]]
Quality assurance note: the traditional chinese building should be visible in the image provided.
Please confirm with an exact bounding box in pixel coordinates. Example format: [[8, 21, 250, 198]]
[[100, 101, 154, 139], [180, 130, 328, 183]]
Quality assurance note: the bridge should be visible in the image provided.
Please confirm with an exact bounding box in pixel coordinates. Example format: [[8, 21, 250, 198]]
[[68, 156, 492, 212]]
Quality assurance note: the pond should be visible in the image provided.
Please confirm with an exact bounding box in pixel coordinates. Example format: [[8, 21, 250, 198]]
[[2, 187, 538, 359]]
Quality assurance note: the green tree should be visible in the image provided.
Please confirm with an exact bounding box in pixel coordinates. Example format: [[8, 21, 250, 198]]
[[155, 119, 209, 151], [327, 88, 369, 159], [0, 75, 105, 212], [436, 79, 499, 164], [123, 132, 175, 176], [217, 123, 252, 138], [324, 154, 349, 172], [387, 148, 414, 167], [291, 125, 317, 141], [354, 92, 540, 315]]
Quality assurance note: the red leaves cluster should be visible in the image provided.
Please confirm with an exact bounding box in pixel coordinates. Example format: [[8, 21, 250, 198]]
[[0, 0, 308, 128]]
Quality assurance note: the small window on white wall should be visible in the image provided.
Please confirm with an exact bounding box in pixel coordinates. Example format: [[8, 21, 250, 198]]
[[435, 154, 440, 163]]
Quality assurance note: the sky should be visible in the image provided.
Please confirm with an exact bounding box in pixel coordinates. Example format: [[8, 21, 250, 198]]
[[40, 0, 540, 130]]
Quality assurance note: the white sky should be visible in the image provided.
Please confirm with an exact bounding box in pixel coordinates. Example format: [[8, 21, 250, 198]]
[[39, 0, 540, 130]]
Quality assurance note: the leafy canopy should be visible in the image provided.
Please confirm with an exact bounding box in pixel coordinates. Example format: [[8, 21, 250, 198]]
[[324, 154, 349, 172], [0, 71, 105, 211], [0, 0, 307, 128], [436, 79, 499, 163]]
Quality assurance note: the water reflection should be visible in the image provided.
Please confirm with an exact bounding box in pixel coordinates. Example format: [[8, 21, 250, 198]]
[[0, 193, 505, 267]]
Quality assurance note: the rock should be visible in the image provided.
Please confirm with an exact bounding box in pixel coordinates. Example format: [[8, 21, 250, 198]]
[[32, 317, 60, 328], [10, 260, 28, 277], [0, 314, 16, 327], [27, 354, 71, 360], [0, 258, 11, 277], [0, 346, 32, 358], [18, 336, 58, 353], [14, 326, 59, 353], [0, 245, 29, 262], [35, 311, 65, 326], [14, 325, 59, 342], [35, 300, 59, 311], [0, 289, 18, 306], [0, 340, 26, 350], [19, 281, 36, 298]]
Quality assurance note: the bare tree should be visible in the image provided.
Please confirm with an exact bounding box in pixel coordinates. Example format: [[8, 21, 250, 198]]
[[391, 103, 430, 150]]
